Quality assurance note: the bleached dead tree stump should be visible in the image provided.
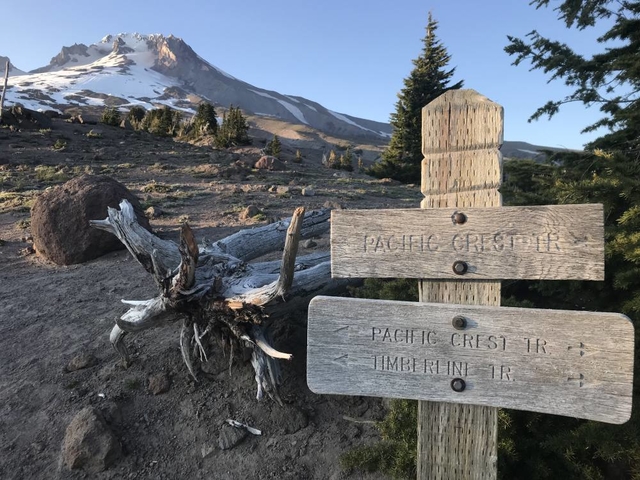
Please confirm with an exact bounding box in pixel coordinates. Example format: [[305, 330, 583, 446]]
[[91, 201, 335, 402], [0, 60, 9, 119]]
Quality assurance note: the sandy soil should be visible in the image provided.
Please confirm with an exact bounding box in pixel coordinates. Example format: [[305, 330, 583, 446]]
[[0, 117, 421, 479]]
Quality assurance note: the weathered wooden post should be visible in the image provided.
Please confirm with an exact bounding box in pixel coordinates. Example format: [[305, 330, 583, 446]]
[[417, 90, 502, 478], [0, 60, 9, 120], [307, 89, 634, 479]]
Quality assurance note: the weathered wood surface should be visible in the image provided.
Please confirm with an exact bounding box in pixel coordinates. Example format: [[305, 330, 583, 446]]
[[307, 296, 634, 424], [419, 89, 503, 479], [331, 204, 604, 281]]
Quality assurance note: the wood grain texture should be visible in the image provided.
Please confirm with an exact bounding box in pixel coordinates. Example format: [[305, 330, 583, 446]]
[[306, 296, 634, 424], [331, 204, 604, 281], [417, 403, 497, 479], [420, 89, 503, 479]]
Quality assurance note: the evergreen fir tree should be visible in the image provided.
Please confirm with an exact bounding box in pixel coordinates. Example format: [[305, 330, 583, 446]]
[[193, 102, 217, 135], [227, 105, 251, 145], [326, 150, 338, 169], [214, 106, 251, 148], [368, 13, 463, 183], [340, 147, 354, 171], [140, 107, 174, 136], [140, 109, 154, 132], [497, 2, 640, 477], [160, 107, 174, 135], [214, 110, 229, 148], [265, 134, 281, 158], [127, 105, 146, 128], [100, 107, 121, 127], [505, 0, 640, 155], [169, 109, 182, 136]]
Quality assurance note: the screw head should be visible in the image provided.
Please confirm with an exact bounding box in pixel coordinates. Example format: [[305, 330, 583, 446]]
[[452, 260, 468, 275], [451, 378, 466, 392], [452, 315, 467, 330], [453, 212, 467, 224]]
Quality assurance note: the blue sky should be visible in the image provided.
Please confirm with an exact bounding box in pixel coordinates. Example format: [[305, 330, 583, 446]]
[[1, 1, 614, 149]]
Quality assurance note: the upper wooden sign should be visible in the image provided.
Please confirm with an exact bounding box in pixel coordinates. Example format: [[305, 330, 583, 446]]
[[331, 204, 604, 280], [307, 296, 634, 424]]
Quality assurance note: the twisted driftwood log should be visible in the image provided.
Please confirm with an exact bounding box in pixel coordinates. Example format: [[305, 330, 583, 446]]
[[91, 200, 334, 403]]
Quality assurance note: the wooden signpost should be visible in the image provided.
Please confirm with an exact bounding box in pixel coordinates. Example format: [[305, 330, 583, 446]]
[[306, 90, 635, 479]]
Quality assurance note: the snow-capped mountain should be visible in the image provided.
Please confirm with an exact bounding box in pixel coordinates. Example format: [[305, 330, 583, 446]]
[[1, 33, 391, 141]]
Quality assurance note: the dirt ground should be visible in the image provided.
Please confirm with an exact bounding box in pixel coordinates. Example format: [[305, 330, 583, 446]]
[[0, 117, 422, 479]]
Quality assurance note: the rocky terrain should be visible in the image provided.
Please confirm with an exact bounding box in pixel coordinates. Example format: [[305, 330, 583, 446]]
[[0, 113, 423, 479]]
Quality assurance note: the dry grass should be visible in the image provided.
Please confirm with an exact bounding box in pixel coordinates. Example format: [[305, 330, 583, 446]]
[[141, 181, 173, 193], [0, 191, 38, 214]]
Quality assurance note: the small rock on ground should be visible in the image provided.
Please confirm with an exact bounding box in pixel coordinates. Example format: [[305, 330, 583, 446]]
[[145, 206, 163, 219], [254, 155, 286, 171], [148, 372, 171, 395], [18, 246, 35, 256], [218, 424, 248, 450], [201, 444, 216, 458], [66, 353, 98, 372], [376, 177, 401, 185], [61, 407, 122, 473], [239, 205, 261, 220]]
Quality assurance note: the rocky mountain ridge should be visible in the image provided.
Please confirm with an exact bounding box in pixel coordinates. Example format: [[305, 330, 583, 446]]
[[1, 33, 570, 158], [2, 33, 392, 142]]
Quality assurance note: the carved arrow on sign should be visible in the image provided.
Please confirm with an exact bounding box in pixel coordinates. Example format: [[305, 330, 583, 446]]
[[568, 373, 586, 387], [332, 354, 349, 366], [567, 342, 586, 356]]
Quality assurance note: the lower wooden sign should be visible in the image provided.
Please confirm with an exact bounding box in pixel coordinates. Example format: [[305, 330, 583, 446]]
[[307, 296, 634, 424]]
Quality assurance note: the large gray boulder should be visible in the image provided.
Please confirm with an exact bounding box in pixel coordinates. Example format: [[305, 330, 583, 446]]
[[31, 174, 151, 265]]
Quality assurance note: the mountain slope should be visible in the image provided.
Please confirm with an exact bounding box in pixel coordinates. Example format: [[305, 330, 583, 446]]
[[0, 56, 26, 76], [500, 140, 579, 160], [1, 33, 391, 142]]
